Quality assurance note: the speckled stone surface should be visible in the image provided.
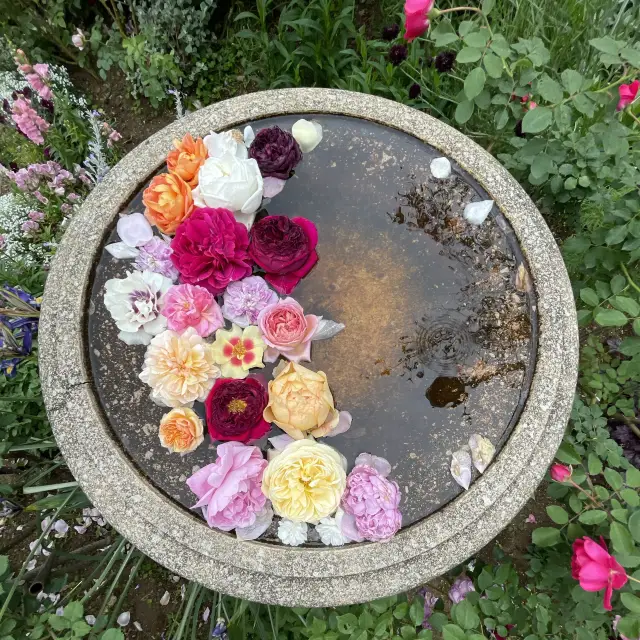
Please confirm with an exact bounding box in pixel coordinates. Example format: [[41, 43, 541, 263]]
[[40, 89, 578, 606]]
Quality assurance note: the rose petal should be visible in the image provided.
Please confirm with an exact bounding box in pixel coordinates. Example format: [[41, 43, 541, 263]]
[[469, 433, 495, 473], [235, 504, 273, 540], [268, 434, 296, 451], [340, 511, 365, 542], [324, 411, 352, 437], [291, 119, 323, 152], [263, 177, 287, 198], [451, 450, 472, 490], [243, 126, 255, 147], [117, 612, 130, 627], [354, 452, 392, 477], [117, 329, 152, 346], [430, 157, 452, 179], [105, 242, 140, 259], [117, 212, 153, 247], [311, 318, 346, 341], [160, 591, 170, 606], [463, 200, 494, 226]]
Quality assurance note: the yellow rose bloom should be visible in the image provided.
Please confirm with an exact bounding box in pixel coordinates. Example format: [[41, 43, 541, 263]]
[[211, 324, 265, 379], [264, 362, 339, 440], [158, 407, 204, 454], [262, 439, 346, 522]]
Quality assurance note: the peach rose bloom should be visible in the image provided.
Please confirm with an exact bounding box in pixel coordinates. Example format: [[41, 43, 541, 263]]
[[167, 133, 207, 188], [143, 172, 194, 235], [158, 407, 204, 454], [264, 361, 340, 440]]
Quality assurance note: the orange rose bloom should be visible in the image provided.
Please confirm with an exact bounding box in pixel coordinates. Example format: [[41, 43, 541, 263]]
[[158, 407, 204, 454], [143, 172, 194, 235], [167, 133, 207, 187]]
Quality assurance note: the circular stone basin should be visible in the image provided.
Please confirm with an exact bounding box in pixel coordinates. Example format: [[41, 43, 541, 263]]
[[40, 89, 578, 606]]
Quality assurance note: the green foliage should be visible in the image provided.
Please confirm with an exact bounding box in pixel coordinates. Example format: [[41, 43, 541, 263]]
[[0, 127, 43, 168]]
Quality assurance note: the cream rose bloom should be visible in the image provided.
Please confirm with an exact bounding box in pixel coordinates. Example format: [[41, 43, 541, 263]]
[[264, 362, 339, 440], [139, 327, 220, 407], [262, 439, 346, 522]]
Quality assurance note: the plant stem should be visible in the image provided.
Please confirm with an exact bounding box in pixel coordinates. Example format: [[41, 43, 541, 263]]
[[79, 536, 127, 605], [620, 262, 640, 294], [175, 583, 202, 640], [437, 6, 493, 37], [23, 481, 78, 495], [104, 552, 145, 632]]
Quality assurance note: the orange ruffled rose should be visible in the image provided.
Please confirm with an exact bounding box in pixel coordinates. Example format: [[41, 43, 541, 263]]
[[158, 407, 204, 454], [167, 133, 207, 188], [143, 172, 194, 235]]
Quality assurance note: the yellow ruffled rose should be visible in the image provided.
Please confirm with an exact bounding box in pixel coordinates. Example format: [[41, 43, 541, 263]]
[[158, 407, 204, 454], [264, 362, 339, 440], [262, 439, 346, 522]]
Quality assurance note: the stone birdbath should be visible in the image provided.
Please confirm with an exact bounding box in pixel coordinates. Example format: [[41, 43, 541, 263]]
[[40, 89, 578, 607]]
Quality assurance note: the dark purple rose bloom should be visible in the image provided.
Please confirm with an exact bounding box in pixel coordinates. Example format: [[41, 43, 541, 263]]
[[248, 126, 302, 179], [435, 50, 456, 72], [389, 44, 408, 66], [382, 24, 400, 41], [409, 83, 421, 99]]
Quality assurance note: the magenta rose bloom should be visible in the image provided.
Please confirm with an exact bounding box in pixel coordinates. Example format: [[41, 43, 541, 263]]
[[341, 463, 402, 542], [249, 215, 318, 295], [249, 126, 302, 179], [206, 376, 270, 442], [170, 207, 253, 295], [186, 441, 267, 530]]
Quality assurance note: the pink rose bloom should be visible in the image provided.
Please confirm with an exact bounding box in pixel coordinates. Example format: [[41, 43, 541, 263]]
[[161, 283, 224, 337], [617, 80, 639, 111], [403, 0, 434, 42], [341, 462, 402, 542], [186, 441, 267, 531], [257, 297, 319, 363]]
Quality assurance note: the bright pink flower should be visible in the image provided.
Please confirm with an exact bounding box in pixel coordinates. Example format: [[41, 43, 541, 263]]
[[617, 80, 639, 111], [528, 101, 538, 110], [11, 98, 49, 145], [186, 441, 267, 531], [25, 64, 53, 101], [258, 297, 318, 363], [521, 94, 530, 103], [572, 536, 627, 610], [550, 463, 571, 482], [403, 0, 434, 42], [161, 283, 224, 337]]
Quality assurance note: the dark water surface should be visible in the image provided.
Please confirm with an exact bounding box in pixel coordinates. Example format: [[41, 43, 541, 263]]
[[87, 114, 536, 540]]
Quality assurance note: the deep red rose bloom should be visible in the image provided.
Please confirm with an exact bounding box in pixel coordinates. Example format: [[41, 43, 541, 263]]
[[205, 376, 270, 443], [249, 215, 318, 295], [170, 207, 253, 295], [249, 126, 302, 180]]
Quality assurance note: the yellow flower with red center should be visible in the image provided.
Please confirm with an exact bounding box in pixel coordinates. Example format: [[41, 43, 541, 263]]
[[211, 324, 265, 379], [158, 407, 204, 454]]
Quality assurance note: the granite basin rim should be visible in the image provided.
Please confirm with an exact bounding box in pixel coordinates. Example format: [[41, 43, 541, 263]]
[[40, 88, 578, 606]]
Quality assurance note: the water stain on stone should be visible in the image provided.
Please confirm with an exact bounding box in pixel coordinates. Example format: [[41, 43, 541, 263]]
[[426, 377, 468, 408]]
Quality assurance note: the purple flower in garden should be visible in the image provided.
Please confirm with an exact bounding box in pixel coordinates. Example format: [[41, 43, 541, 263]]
[[449, 576, 475, 603], [435, 50, 456, 72], [212, 618, 229, 639], [67, 193, 80, 202], [389, 44, 408, 66], [221, 276, 278, 327], [33, 191, 48, 205], [134, 236, 179, 281], [0, 235, 5, 250], [419, 588, 439, 629], [28, 210, 44, 221], [22, 86, 32, 99], [21, 220, 39, 234], [0, 286, 39, 378], [409, 83, 421, 99], [60, 203, 72, 214], [382, 24, 400, 40]]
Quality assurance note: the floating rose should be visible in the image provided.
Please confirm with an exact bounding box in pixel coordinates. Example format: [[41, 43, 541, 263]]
[[264, 361, 339, 439], [134, 237, 179, 281], [143, 172, 194, 235], [291, 119, 323, 153], [258, 297, 319, 363], [249, 215, 318, 295], [277, 520, 307, 546], [221, 276, 278, 327], [205, 376, 270, 442], [167, 133, 208, 188], [211, 324, 265, 379], [316, 507, 351, 546], [262, 439, 347, 522], [187, 441, 267, 531], [249, 126, 302, 179], [139, 327, 220, 407], [170, 207, 253, 295], [161, 284, 223, 337], [203, 130, 248, 159], [158, 407, 204, 454], [104, 270, 172, 345]]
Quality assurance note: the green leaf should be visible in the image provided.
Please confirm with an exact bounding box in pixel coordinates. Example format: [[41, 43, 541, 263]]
[[612, 296, 640, 317], [495, 109, 509, 129], [410, 597, 425, 626], [532, 527, 561, 547], [578, 510, 608, 525], [359, 610, 374, 629], [521, 107, 553, 133], [622, 593, 640, 614], [442, 624, 467, 640], [589, 36, 622, 55], [455, 100, 475, 124], [72, 620, 92, 636], [621, 48, 640, 68], [394, 602, 409, 619], [465, 31, 490, 48], [418, 631, 433, 640], [100, 632, 125, 640], [434, 33, 460, 46], [573, 94, 595, 117], [64, 602, 84, 621], [531, 154, 554, 179], [0, 556, 8, 578], [490, 34, 511, 57], [464, 67, 487, 100], [610, 521, 636, 555], [537, 75, 564, 103], [617, 554, 640, 568], [337, 613, 358, 634], [580, 288, 600, 307], [627, 467, 640, 488], [456, 47, 483, 63], [546, 505, 569, 524], [612, 274, 627, 294], [481, 0, 495, 15], [452, 600, 480, 630], [561, 69, 584, 94], [557, 442, 582, 465], [588, 453, 603, 475], [483, 52, 503, 78], [634, 319, 640, 335], [429, 613, 448, 632], [594, 309, 628, 327], [629, 511, 640, 543], [605, 468, 625, 490]]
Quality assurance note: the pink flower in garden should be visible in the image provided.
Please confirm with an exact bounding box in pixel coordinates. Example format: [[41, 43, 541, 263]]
[[14, 49, 31, 73], [25, 64, 52, 101], [0, 235, 5, 250], [449, 576, 475, 603], [528, 101, 538, 110], [617, 80, 639, 111], [258, 297, 319, 363], [572, 536, 627, 611], [186, 441, 267, 531], [525, 513, 537, 524], [161, 283, 224, 337], [72, 29, 86, 50], [107, 130, 122, 148], [12, 98, 49, 145], [28, 210, 44, 221], [21, 220, 39, 234], [550, 463, 571, 482], [403, 0, 434, 42]]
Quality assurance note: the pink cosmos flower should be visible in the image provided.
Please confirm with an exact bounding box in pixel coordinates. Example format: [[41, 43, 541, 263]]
[[186, 441, 267, 531], [572, 536, 627, 610], [617, 80, 639, 111], [403, 0, 434, 42], [161, 283, 224, 337], [257, 297, 319, 363]]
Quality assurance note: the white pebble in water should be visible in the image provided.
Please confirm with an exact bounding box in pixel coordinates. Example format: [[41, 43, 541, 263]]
[[430, 157, 451, 179], [463, 200, 494, 226]]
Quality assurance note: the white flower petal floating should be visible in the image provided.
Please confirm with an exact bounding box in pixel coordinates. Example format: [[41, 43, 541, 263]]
[[105, 242, 139, 259], [355, 452, 392, 477], [463, 200, 494, 226], [236, 504, 274, 541], [243, 125, 255, 147], [117, 212, 153, 247], [451, 450, 473, 490], [277, 519, 307, 546], [118, 329, 153, 346], [469, 433, 495, 473], [292, 119, 323, 152], [262, 177, 287, 198], [311, 318, 346, 341], [324, 411, 352, 437], [430, 157, 451, 179], [316, 508, 351, 546]]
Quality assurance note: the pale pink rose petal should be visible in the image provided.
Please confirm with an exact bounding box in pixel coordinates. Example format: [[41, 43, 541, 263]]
[[340, 511, 365, 542], [263, 177, 287, 198], [324, 411, 352, 438]]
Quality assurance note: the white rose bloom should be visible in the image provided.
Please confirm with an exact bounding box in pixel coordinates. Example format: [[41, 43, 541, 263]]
[[104, 270, 172, 345], [277, 519, 307, 546], [203, 131, 248, 160], [192, 154, 264, 228], [291, 119, 323, 152]]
